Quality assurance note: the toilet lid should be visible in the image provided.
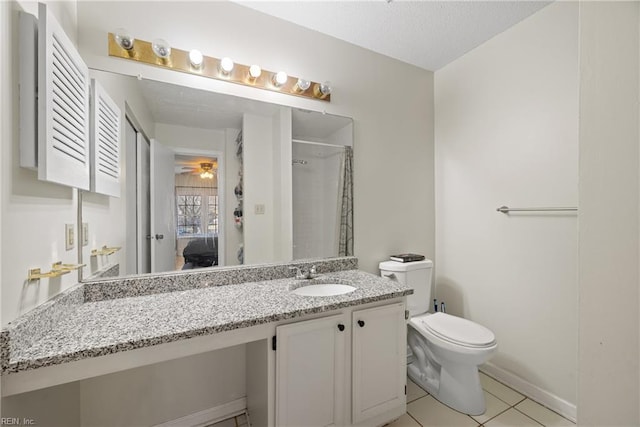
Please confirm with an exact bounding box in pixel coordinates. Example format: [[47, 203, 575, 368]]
[[419, 312, 496, 348]]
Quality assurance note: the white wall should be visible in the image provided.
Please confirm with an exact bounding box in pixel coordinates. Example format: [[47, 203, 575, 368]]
[[243, 113, 276, 264], [2, 381, 80, 427], [80, 346, 246, 426], [0, 0, 80, 327], [75, 0, 435, 275], [435, 1, 578, 416], [577, 2, 640, 425], [272, 107, 293, 263], [327, 122, 354, 147]]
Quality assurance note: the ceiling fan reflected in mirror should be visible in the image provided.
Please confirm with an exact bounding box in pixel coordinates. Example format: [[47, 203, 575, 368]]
[[199, 162, 215, 179], [179, 162, 217, 179]]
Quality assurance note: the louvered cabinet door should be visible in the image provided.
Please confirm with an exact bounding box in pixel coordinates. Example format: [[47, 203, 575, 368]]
[[38, 2, 90, 190], [91, 80, 121, 197]]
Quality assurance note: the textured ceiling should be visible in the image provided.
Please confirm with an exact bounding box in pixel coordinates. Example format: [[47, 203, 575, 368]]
[[236, 1, 552, 71], [138, 79, 278, 130], [138, 79, 351, 138]]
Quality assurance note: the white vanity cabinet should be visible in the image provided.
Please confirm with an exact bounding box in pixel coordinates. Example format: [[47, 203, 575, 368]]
[[274, 301, 407, 427], [275, 313, 347, 427], [352, 302, 407, 425]]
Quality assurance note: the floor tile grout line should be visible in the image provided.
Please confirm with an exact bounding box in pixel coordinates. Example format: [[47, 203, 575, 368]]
[[514, 396, 576, 424], [482, 386, 526, 408], [465, 414, 481, 425], [407, 393, 430, 405], [513, 406, 549, 427], [406, 411, 424, 427], [472, 405, 512, 426], [407, 392, 429, 404]]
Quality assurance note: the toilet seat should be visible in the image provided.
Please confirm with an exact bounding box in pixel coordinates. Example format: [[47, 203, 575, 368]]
[[411, 312, 496, 348]]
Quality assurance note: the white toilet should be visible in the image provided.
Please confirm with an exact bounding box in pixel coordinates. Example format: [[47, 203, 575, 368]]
[[379, 259, 497, 416]]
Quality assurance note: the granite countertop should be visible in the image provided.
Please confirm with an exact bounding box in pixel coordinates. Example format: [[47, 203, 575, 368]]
[[2, 268, 412, 374]]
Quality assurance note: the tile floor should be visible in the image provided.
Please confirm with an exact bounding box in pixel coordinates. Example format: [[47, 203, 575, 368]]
[[390, 372, 576, 427]]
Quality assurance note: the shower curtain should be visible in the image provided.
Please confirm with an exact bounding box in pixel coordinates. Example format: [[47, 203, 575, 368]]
[[338, 146, 354, 256]]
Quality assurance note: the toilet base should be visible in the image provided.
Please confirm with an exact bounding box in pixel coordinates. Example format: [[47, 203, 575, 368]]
[[408, 362, 486, 416]]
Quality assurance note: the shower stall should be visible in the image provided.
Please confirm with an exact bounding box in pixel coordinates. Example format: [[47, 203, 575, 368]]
[[292, 140, 353, 260]]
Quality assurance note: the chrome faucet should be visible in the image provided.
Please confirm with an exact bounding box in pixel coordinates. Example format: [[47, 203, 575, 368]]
[[290, 265, 317, 280]]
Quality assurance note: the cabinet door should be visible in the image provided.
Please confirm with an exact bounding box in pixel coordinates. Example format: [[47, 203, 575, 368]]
[[37, 3, 91, 190], [90, 79, 121, 197], [276, 314, 346, 427], [352, 303, 406, 424]]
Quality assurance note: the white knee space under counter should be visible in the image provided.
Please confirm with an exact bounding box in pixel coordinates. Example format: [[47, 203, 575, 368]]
[[1, 257, 412, 427]]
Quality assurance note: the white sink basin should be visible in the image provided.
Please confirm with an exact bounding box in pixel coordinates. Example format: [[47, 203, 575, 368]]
[[291, 283, 357, 297]]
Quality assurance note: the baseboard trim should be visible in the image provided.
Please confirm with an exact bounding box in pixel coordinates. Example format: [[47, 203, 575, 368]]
[[481, 362, 576, 422], [154, 397, 247, 427]]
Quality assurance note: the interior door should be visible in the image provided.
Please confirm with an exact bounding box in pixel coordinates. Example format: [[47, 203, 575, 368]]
[[137, 133, 151, 274], [150, 139, 176, 273]]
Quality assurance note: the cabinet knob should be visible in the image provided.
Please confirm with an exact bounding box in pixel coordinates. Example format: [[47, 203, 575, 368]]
[[337, 324, 345, 332], [357, 320, 365, 328]]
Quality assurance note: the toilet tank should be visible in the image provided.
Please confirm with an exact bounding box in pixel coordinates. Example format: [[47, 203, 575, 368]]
[[379, 259, 433, 316]]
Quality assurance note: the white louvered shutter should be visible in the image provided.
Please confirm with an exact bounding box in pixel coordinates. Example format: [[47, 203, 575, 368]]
[[91, 80, 121, 197], [38, 2, 90, 190]]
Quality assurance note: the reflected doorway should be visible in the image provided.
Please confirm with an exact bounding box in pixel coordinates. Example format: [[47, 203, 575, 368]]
[[174, 154, 221, 270]]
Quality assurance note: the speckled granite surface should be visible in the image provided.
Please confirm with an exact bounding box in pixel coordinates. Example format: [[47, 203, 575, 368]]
[[84, 257, 358, 302], [1, 257, 411, 375]]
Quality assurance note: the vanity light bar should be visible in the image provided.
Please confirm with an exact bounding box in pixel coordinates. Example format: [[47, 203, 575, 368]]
[[107, 33, 331, 102]]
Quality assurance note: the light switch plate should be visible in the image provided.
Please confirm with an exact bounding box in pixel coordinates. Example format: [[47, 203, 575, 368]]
[[65, 224, 75, 251], [82, 223, 89, 246]]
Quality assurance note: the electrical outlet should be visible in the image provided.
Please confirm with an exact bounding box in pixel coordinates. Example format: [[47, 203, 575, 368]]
[[254, 204, 266, 215], [82, 223, 89, 246], [65, 224, 75, 251]]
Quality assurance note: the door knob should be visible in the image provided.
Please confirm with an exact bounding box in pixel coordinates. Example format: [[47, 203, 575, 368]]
[[357, 320, 365, 327], [155, 234, 164, 240], [146, 235, 153, 240]]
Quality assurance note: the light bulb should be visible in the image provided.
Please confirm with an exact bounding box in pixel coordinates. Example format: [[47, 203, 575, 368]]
[[314, 81, 332, 99], [294, 78, 311, 92], [248, 64, 262, 79], [189, 49, 203, 68], [114, 28, 134, 50], [273, 71, 288, 87], [151, 38, 171, 59], [220, 57, 234, 74]]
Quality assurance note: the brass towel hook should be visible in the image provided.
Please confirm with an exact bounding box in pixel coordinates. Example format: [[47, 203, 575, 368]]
[[91, 245, 122, 256], [52, 262, 86, 272]]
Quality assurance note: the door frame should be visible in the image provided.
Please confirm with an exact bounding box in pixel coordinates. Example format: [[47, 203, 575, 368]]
[[125, 110, 152, 276], [170, 147, 226, 267]]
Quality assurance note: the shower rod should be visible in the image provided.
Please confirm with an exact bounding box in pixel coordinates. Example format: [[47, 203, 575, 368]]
[[292, 138, 348, 149], [496, 205, 578, 213]]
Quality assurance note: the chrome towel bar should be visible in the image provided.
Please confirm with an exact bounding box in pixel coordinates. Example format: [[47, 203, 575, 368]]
[[496, 205, 578, 213]]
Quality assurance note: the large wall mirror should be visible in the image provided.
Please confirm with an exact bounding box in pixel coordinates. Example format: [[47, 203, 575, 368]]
[[80, 69, 353, 281]]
